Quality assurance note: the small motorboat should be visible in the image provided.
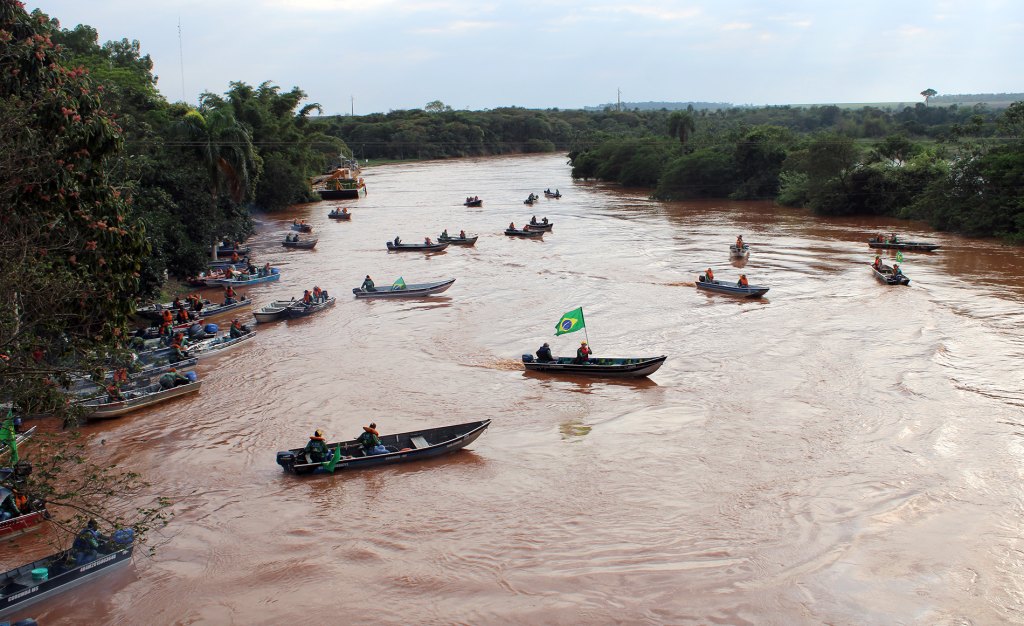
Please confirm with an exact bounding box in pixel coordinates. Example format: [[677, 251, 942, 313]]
[[282, 237, 318, 249], [287, 297, 336, 318], [729, 244, 750, 258], [438, 234, 478, 246], [463, 198, 483, 207], [206, 271, 281, 286], [695, 275, 769, 298], [290, 222, 313, 233], [0, 528, 135, 619], [386, 241, 450, 252], [215, 245, 250, 258], [867, 237, 939, 252], [353, 278, 455, 299], [78, 378, 202, 419], [189, 331, 256, 360], [276, 420, 490, 475], [328, 210, 352, 220], [0, 489, 48, 541], [253, 300, 296, 323], [871, 263, 911, 285], [522, 354, 667, 378], [526, 220, 553, 231], [544, 191, 562, 198], [504, 228, 543, 238]]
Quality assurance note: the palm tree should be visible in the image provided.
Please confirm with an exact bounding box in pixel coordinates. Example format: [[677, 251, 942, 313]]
[[176, 106, 259, 203], [668, 110, 697, 147]]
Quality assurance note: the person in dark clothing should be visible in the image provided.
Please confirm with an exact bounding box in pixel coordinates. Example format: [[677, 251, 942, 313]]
[[536, 343, 554, 362], [361, 275, 375, 291], [304, 429, 330, 463], [357, 423, 386, 455], [574, 341, 592, 364]]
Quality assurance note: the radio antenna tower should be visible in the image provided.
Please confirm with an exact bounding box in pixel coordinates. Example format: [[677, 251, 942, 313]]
[[617, 88, 622, 112], [177, 17, 186, 102]]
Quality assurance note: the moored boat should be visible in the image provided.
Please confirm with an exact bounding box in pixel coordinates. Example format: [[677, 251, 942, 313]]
[[522, 354, 667, 378], [286, 297, 336, 318], [386, 241, 449, 252], [353, 278, 455, 298], [0, 529, 135, 619], [282, 237, 318, 249], [0, 489, 48, 541], [206, 271, 280, 286], [438, 234, 478, 246], [78, 379, 202, 419], [871, 263, 911, 285], [0, 426, 36, 461], [695, 275, 769, 298], [867, 237, 940, 252], [314, 167, 366, 200], [190, 331, 256, 359], [135, 297, 251, 321], [69, 359, 199, 396], [504, 228, 543, 238], [276, 420, 490, 475], [253, 300, 296, 323]]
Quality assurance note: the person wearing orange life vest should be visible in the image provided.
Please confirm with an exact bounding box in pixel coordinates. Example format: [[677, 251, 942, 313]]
[[302, 290, 312, 305], [312, 286, 322, 302], [175, 307, 190, 324], [737, 274, 749, 287], [161, 309, 173, 325], [357, 423, 387, 455], [735, 235, 744, 249], [229, 318, 246, 339], [171, 295, 183, 309], [106, 383, 125, 402], [872, 255, 882, 270], [224, 285, 237, 305], [304, 430, 330, 463], [705, 268, 715, 282]]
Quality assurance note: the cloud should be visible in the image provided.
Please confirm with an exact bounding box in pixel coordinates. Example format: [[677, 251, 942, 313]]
[[721, 22, 753, 31], [412, 20, 499, 34], [592, 4, 702, 21], [258, 0, 468, 14]]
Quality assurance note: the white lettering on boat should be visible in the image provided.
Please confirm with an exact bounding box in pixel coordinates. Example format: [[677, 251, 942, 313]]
[[9, 585, 40, 600], [79, 552, 117, 572]]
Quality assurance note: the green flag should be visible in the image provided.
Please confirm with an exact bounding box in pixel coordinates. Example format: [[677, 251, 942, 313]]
[[322, 445, 342, 473], [392, 277, 406, 290], [896, 251, 904, 263], [555, 307, 585, 336], [0, 410, 18, 465]]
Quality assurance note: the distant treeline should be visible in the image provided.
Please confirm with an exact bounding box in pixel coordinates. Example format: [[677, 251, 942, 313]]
[[584, 101, 734, 112], [567, 104, 1024, 241], [930, 93, 1024, 104]]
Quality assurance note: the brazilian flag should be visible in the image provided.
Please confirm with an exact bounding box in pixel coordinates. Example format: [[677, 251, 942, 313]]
[[322, 446, 342, 473], [896, 251, 904, 263], [392, 277, 406, 290], [555, 307, 585, 336]]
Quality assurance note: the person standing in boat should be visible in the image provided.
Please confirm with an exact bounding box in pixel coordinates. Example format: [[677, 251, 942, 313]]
[[362, 275, 376, 292], [536, 342, 554, 362], [575, 341, 592, 364], [304, 429, 330, 463], [358, 423, 388, 455], [736, 235, 744, 249]]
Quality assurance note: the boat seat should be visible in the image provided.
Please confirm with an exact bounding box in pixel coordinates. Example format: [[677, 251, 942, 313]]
[[410, 436, 430, 449]]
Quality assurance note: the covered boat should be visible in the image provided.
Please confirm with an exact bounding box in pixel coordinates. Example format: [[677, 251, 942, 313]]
[[253, 300, 296, 323], [386, 241, 449, 252], [867, 237, 939, 252], [438, 234, 478, 246], [695, 275, 769, 298], [353, 278, 455, 298], [504, 228, 544, 238], [282, 237, 318, 249], [871, 263, 911, 285], [0, 529, 135, 619], [276, 420, 490, 475], [287, 297, 336, 318], [328, 209, 352, 220], [522, 354, 667, 378], [0, 489, 48, 541], [78, 379, 202, 419]]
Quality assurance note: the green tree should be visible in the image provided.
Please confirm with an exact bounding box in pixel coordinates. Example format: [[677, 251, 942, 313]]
[[921, 88, 938, 106], [667, 110, 697, 147], [425, 99, 453, 113]]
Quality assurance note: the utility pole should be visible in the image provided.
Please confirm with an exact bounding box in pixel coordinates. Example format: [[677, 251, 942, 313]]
[[617, 88, 621, 112], [177, 17, 186, 102], [351, 96, 355, 116]]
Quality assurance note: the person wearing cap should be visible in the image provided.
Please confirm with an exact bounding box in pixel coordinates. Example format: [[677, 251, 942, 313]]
[[892, 263, 903, 277], [304, 429, 330, 463], [361, 275, 376, 292], [536, 342, 554, 363], [575, 340, 593, 364], [357, 422, 387, 455], [73, 519, 107, 564]]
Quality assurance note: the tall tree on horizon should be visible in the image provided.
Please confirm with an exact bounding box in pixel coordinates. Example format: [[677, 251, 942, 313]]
[[668, 110, 697, 147], [921, 88, 938, 106]]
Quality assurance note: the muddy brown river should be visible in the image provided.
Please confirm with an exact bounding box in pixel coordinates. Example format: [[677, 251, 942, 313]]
[[7, 154, 1024, 624]]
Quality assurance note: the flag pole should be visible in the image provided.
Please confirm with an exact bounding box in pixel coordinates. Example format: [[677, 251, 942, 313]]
[[582, 308, 590, 349]]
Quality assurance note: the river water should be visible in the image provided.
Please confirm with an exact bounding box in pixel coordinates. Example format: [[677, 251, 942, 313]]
[[10, 154, 1024, 624]]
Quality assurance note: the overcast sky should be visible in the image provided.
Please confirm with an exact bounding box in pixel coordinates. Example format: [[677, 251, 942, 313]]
[[31, 0, 1024, 115]]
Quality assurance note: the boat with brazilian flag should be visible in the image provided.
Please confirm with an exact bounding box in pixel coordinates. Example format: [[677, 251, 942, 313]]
[[522, 307, 667, 379]]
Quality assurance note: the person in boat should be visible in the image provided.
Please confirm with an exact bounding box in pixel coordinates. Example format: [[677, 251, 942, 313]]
[[893, 263, 903, 277], [362, 275, 376, 292], [73, 519, 107, 565], [575, 340, 592, 364], [342, 207, 349, 215], [106, 383, 125, 402], [172, 295, 183, 310], [459, 229, 466, 239], [531, 215, 538, 225], [704, 268, 715, 282], [158, 321, 173, 346], [542, 217, 548, 224], [872, 255, 882, 270], [736, 235, 744, 249], [263, 263, 272, 277], [523, 224, 530, 232], [304, 429, 330, 463], [169, 340, 189, 364], [357, 423, 388, 456], [737, 274, 749, 287], [313, 286, 323, 303], [509, 222, 516, 230], [545, 188, 550, 194], [889, 233, 899, 244], [441, 229, 449, 239], [394, 235, 401, 246], [555, 189, 560, 196], [536, 342, 554, 363], [229, 319, 246, 339], [224, 285, 237, 304], [175, 307, 192, 324], [161, 309, 173, 325], [159, 368, 191, 389], [231, 251, 240, 263], [302, 290, 313, 305], [424, 236, 433, 245], [193, 297, 205, 314]]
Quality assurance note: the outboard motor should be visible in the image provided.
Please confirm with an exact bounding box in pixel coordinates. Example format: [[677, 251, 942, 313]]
[[188, 323, 204, 338], [276, 451, 296, 470], [522, 354, 534, 363]]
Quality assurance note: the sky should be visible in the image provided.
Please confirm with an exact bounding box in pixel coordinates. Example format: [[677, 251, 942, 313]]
[[30, 0, 1024, 115]]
